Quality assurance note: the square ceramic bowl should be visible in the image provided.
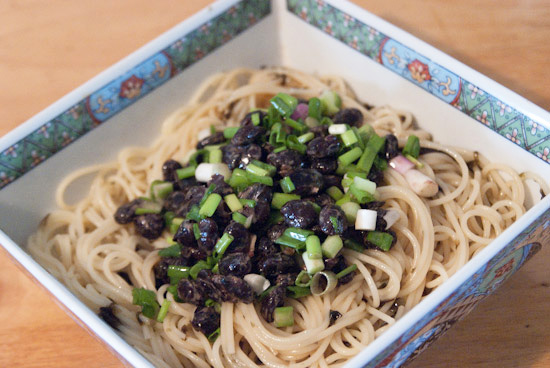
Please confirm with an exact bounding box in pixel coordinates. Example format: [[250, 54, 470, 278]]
[[1, 0, 549, 367]]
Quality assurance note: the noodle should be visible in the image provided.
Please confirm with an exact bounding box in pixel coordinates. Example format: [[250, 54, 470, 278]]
[[27, 67, 545, 367]]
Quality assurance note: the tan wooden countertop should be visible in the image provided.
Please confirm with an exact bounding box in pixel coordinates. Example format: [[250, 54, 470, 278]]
[[1, 1, 549, 367]]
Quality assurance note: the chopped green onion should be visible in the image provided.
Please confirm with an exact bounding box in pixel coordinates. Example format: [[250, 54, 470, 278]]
[[353, 176, 376, 194], [338, 147, 362, 166], [239, 198, 256, 208], [274, 306, 294, 327], [273, 146, 287, 153], [286, 135, 307, 154], [341, 129, 358, 147], [308, 97, 322, 120], [210, 125, 216, 134], [271, 193, 300, 209], [349, 183, 375, 204], [228, 169, 249, 190], [156, 300, 171, 323], [270, 93, 298, 118], [150, 180, 174, 200], [320, 90, 342, 116], [167, 265, 190, 285], [302, 251, 325, 274], [251, 160, 276, 176], [169, 217, 184, 234], [208, 149, 222, 164], [357, 123, 374, 139], [295, 270, 312, 287], [214, 233, 235, 258], [374, 155, 389, 171], [199, 193, 222, 218], [274, 234, 305, 250], [246, 163, 269, 177], [192, 223, 200, 240], [297, 132, 314, 144], [367, 134, 386, 153], [356, 147, 376, 173], [304, 116, 320, 128], [344, 238, 364, 252], [346, 171, 367, 179], [267, 105, 281, 128], [336, 264, 357, 279], [366, 231, 394, 251], [285, 118, 307, 134], [158, 244, 182, 258], [322, 235, 343, 259], [328, 124, 347, 135], [320, 116, 334, 126], [352, 127, 365, 149], [223, 126, 239, 139], [306, 235, 322, 260], [403, 135, 420, 158], [251, 112, 261, 126], [186, 205, 201, 222], [204, 144, 225, 151], [212, 262, 219, 274], [340, 201, 361, 223], [176, 165, 196, 180], [335, 193, 352, 207], [208, 327, 221, 342], [199, 184, 217, 207], [245, 171, 273, 186], [135, 207, 161, 215], [280, 176, 295, 193], [404, 154, 423, 168], [327, 186, 344, 201], [132, 288, 159, 319], [222, 194, 241, 212], [190, 260, 210, 279], [310, 271, 337, 296], [232, 212, 248, 226], [135, 199, 163, 215], [166, 285, 182, 302], [284, 227, 314, 242], [286, 285, 311, 298], [165, 236, 177, 245]]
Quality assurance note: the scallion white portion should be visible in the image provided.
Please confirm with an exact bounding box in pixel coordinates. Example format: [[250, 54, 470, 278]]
[[243, 274, 270, 295], [355, 209, 377, 231]]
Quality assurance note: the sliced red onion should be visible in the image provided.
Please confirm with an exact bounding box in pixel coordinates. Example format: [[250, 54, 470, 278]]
[[290, 103, 309, 120], [389, 154, 415, 174]]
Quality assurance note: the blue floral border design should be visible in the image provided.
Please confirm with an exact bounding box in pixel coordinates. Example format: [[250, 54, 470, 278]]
[[0, 0, 270, 190], [286, 0, 550, 166]]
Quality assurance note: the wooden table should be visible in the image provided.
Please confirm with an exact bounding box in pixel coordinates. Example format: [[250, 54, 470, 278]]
[[1, 1, 549, 367]]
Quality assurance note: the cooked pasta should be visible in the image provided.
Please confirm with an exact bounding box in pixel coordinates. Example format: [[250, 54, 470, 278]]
[[28, 67, 544, 368]]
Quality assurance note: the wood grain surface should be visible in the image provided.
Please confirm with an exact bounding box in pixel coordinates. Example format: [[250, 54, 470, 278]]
[[1, 1, 549, 367]]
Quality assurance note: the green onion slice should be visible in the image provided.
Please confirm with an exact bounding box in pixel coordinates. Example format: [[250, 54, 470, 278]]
[[156, 300, 171, 323], [132, 288, 159, 319], [310, 271, 338, 296], [273, 306, 294, 327]]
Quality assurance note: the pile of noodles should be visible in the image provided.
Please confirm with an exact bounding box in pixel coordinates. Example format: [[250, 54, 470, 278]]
[[28, 67, 547, 368]]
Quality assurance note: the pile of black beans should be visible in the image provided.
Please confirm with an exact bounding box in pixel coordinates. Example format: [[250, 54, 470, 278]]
[[113, 99, 400, 336]]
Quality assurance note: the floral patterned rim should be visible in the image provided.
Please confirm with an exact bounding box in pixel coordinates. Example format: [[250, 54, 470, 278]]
[[287, 0, 550, 166], [0, 0, 270, 190]]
